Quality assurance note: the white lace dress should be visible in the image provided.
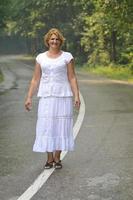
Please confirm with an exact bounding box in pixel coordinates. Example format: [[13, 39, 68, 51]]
[[33, 51, 74, 152]]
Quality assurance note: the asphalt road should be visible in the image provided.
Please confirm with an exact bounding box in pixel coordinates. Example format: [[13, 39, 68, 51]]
[[0, 55, 133, 200]]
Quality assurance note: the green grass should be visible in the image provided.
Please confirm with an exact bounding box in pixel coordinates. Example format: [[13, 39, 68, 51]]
[[18, 54, 34, 61], [16, 54, 34, 65], [0, 70, 4, 83], [81, 64, 133, 83]]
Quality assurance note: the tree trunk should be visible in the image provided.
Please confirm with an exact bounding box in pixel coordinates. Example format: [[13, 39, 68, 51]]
[[111, 30, 117, 62], [25, 37, 31, 54], [31, 37, 39, 54]]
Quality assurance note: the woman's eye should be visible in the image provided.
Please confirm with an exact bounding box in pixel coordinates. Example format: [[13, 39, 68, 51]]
[[51, 38, 59, 41]]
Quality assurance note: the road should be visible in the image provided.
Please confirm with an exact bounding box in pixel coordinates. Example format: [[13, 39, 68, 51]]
[[0, 55, 133, 200]]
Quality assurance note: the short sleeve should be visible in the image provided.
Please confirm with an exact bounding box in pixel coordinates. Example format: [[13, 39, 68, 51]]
[[66, 52, 74, 64], [36, 54, 40, 64]]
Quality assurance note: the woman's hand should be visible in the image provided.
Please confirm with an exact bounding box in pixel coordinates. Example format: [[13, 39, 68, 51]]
[[25, 97, 32, 111], [74, 96, 80, 109]]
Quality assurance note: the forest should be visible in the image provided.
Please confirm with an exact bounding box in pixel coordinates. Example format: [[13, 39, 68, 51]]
[[0, 0, 132, 68]]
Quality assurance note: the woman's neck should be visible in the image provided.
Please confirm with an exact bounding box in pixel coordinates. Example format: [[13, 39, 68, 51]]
[[48, 48, 61, 55]]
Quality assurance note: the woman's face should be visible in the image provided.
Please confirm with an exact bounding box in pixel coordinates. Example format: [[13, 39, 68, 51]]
[[48, 34, 61, 49]]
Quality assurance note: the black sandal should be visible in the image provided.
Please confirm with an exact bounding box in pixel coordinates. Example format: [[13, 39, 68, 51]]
[[54, 160, 62, 169], [44, 161, 54, 169]]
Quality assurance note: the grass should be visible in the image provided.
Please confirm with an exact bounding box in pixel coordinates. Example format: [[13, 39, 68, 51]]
[[81, 64, 133, 83], [16, 54, 35, 65], [0, 70, 4, 83]]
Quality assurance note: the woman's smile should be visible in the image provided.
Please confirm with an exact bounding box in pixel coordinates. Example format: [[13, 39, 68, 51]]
[[48, 34, 61, 48]]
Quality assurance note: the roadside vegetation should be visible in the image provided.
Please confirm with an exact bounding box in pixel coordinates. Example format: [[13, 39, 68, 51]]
[[0, 70, 4, 83], [16, 55, 35, 65], [81, 64, 133, 83], [0, 0, 132, 83]]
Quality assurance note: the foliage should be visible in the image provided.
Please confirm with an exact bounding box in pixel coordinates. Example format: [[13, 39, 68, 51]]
[[82, 64, 133, 82], [0, 0, 11, 33], [0, 69, 3, 82], [0, 0, 132, 67], [81, 0, 133, 65]]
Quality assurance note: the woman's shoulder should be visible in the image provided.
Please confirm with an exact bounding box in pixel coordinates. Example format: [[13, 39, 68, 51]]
[[36, 52, 46, 58], [63, 51, 73, 57], [62, 51, 74, 64], [36, 52, 46, 63], [63, 51, 72, 56], [63, 51, 73, 58], [36, 51, 47, 60]]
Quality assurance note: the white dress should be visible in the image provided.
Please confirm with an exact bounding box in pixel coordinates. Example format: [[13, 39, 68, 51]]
[[33, 51, 74, 152]]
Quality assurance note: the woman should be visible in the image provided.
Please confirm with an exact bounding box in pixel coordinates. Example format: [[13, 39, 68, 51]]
[[25, 28, 80, 169]]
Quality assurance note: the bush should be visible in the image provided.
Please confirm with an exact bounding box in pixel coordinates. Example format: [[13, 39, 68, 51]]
[[0, 69, 4, 82], [88, 50, 110, 66]]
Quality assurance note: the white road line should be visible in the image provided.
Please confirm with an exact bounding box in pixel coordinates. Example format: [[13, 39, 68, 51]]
[[17, 92, 85, 200]]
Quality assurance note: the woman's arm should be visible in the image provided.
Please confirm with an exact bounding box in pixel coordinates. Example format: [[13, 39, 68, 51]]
[[25, 62, 41, 111], [67, 59, 80, 109]]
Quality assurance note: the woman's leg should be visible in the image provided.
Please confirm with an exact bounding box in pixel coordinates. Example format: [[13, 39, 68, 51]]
[[47, 152, 54, 162], [54, 150, 61, 162], [44, 152, 54, 169]]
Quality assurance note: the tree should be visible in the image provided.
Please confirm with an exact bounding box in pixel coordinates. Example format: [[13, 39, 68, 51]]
[[5, 0, 94, 57], [81, 0, 133, 65], [0, 0, 11, 32]]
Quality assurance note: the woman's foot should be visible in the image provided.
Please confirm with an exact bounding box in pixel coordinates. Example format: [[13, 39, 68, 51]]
[[44, 160, 54, 169], [53, 150, 62, 169], [54, 160, 62, 169]]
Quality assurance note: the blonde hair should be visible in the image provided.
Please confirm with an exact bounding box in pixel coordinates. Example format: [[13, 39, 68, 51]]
[[44, 28, 65, 47]]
